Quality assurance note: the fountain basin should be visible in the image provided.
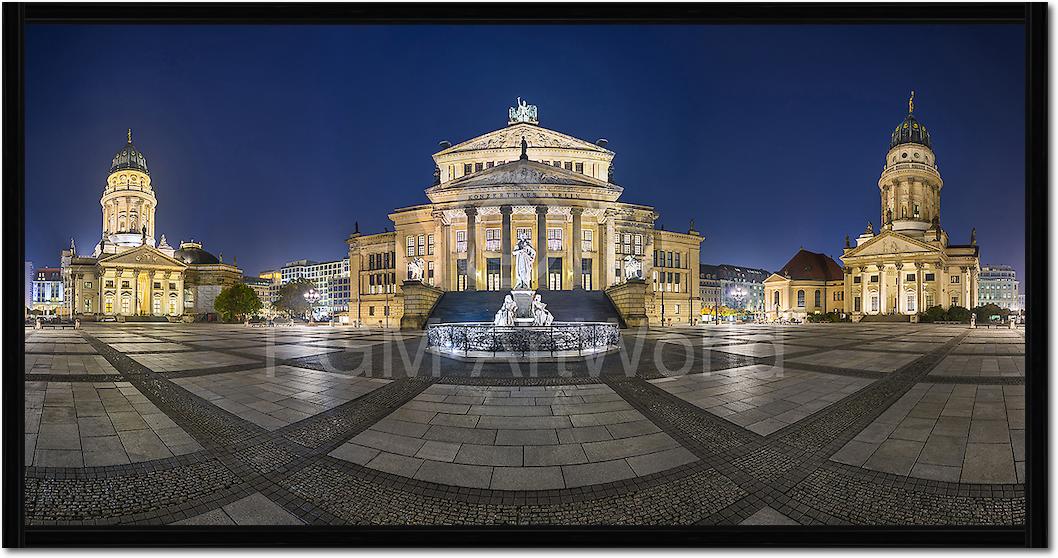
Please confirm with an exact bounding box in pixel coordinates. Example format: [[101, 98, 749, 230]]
[[425, 321, 620, 360]]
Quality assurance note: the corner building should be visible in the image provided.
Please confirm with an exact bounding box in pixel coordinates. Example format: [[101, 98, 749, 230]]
[[347, 101, 703, 326], [840, 96, 980, 319]]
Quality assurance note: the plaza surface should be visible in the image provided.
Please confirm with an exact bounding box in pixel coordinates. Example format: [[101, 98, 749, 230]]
[[24, 322, 1025, 526]]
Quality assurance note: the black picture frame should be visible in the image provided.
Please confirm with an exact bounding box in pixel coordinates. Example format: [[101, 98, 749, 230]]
[[3, 2, 1047, 548]]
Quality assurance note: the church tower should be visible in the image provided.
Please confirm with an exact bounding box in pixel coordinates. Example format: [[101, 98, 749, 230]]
[[878, 91, 943, 238], [100, 129, 157, 250]]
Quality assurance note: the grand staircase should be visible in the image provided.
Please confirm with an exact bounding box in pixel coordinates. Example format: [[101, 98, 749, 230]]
[[859, 313, 913, 323], [427, 290, 625, 327]]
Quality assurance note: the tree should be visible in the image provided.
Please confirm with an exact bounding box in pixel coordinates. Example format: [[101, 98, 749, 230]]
[[918, 305, 946, 323], [945, 305, 972, 323], [274, 277, 315, 318], [214, 283, 262, 322]]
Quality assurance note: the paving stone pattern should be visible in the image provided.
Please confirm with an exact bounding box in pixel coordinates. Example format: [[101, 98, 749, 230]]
[[23, 323, 1025, 526]]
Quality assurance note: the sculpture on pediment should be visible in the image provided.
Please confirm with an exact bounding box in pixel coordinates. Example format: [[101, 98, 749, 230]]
[[508, 97, 539, 125], [845, 234, 850, 249], [623, 254, 643, 280], [970, 227, 977, 245], [865, 221, 874, 234], [407, 257, 425, 282], [511, 236, 536, 289]]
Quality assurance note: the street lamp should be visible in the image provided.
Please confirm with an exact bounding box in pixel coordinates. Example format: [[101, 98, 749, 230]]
[[731, 286, 747, 323], [303, 287, 321, 325]]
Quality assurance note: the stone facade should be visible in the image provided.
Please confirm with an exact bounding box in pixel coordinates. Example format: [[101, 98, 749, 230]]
[[347, 100, 702, 327], [59, 133, 241, 319], [840, 95, 980, 318]]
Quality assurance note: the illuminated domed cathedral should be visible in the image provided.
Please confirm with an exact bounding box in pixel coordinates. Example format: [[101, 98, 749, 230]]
[[766, 93, 980, 322], [60, 131, 242, 319]]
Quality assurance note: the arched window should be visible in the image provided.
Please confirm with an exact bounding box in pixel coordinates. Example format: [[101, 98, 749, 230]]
[[797, 290, 805, 307], [814, 290, 821, 307], [773, 291, 779, 306]]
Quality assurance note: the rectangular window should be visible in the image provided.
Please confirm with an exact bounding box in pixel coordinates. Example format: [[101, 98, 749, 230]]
[[581, 258, 592, 290], [456, 230, 467, 252], [486, 258, 501, 291], [106, 280, 114, 288], [153, 282, 161, 289], [427, 234, 435, 255], [622, 233, 631, 255], [575, 162, 584, 173], [854, 296, 861, 312], [122, 281, 130, 288], [168, 282, 176, 290], [463, 163, 472, 175], [674, 273, 681, 293], [516, 227, 532, 242], [475, 162, 483, 172], [485, 228, 501, 251], [952, 296, 959, 306], [853, 276, 861, 284], [870, 275, 879, 283], [406, 236, 415, 257], [950, 276, 960, 284], [674, 252, 681, 269], [582, 229, 593, 252], [547, 257, 563, 290], [906, 273, 916, 282], [418, 234, 426, 256], [486, 161, 494, 169], [427, 261, 435, 285], [457, 259, 467, 291], [634, 234, 643, 255], [667, 251, 673, 268], [369, 306, 375, 316], [84, 281, 92, 289], [547, 228, 563, 251], [553, 161, 562, 168]]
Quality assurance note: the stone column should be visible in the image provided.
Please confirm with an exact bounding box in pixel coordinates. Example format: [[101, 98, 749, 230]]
[[465, 207, 477, 291], [148, 271, 155, 315], [843, 268, 852, 314], [599, 213, 610, 290], [895, 263, 904, 314], [879, 265, 887, 314], [440, 221, 451, 290], [132, 271, 139, 316], [500, 205, 513, 290], [536, 206, 548, 290], [861, 267, 868, 314], [963, 266, 971, 308], [571, 207, 583, 290], [916, 263, 924, 313]]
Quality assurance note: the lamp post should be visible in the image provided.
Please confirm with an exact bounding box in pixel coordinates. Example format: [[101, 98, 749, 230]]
[[731, 286, 747, 323], [303, 287, 321, 325]]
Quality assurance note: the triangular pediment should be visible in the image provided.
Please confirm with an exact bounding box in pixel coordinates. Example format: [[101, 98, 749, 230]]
[[763, 273, 789, 284], [438, 159, 618, 191], [98, 244, 188, 269], [843, 230, 941, 259], [436, 122, 614, 156]]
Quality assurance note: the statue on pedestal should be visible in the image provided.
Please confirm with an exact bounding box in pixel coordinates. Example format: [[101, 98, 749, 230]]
[[512, 236, 536, 289], [493, 294, 517, 326], [623, 254, 643, 280], [407, 257, 426, 282], [531, 294, 554, 326]]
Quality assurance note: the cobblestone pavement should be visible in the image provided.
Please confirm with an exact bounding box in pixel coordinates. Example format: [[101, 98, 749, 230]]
[[23, 323, 1025, 526]]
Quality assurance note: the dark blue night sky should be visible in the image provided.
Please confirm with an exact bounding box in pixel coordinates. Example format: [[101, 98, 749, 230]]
[[25, 24, 1025, 282]]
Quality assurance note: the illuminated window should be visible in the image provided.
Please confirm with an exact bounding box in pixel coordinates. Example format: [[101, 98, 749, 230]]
[[582, 229, 593, 252], [797, 290, 805, 307], [406, 236, 415, 257]]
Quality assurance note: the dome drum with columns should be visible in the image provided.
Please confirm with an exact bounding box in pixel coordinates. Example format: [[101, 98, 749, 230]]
[[59, 131, 242, 320]]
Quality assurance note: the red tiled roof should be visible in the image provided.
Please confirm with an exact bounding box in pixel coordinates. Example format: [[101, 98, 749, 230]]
[[777, 249, 843, 281]]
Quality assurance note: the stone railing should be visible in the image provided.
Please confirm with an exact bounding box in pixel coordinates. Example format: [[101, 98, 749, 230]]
[[426, 322, 620, 357]]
